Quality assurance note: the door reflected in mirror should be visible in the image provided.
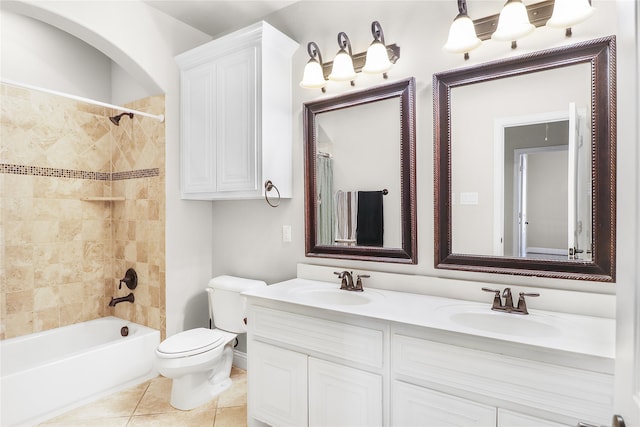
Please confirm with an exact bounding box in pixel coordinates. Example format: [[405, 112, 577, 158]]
[[450, 62, 592, 262]]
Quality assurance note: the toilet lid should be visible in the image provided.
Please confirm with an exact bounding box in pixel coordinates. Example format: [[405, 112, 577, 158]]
[[157, 328, 225, 358]]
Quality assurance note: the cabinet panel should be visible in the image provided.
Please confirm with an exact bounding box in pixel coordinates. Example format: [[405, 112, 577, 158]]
[[393, 381, 496, 427], [498, 409, 570, 427], [249, 341, 307, 427], [309, 358, 383, 427], [181, 64, 216, 193], [216, 47, 257, 193]]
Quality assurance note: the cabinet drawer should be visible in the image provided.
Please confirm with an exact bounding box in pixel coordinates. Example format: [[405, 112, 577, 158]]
[[392, 334, 613, 425], [392, 381, 496, 427], [251, 306, 384, 368]]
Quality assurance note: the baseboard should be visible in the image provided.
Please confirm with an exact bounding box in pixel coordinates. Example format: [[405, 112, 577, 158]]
[[233, 349, 247, 370]]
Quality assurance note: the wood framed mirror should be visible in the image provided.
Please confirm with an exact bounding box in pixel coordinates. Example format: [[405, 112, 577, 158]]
[[434, 36, 616, 281], [304, 77, 417, 264]]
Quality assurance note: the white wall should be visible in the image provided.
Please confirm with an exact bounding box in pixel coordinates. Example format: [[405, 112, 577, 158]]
[[0, 11, 112, 101], [211, 0, 630, 295]]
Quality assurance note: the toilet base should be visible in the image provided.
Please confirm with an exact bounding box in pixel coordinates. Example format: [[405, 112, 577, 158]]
[[169, 372, 233, 410], [166, 344, 235, 411]]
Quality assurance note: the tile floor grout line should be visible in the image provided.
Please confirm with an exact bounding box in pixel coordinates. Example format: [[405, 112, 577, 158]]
[[126, 379, 152, 426]]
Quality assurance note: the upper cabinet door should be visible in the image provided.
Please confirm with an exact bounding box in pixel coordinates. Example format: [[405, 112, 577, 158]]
[[180, 63, 216, 194], [215, 46, 258, 193]]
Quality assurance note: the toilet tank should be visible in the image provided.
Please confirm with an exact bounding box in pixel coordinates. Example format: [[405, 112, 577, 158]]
[[207, 275, 266, 333]]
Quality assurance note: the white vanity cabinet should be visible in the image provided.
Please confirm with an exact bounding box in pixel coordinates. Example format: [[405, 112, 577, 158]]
[[391, 328, 614, 427], [176, 21, 298, 200], [244, 279, 615, 427], [247, 304, 385, 427]]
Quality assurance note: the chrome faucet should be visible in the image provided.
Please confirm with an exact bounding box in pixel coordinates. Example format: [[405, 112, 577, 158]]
[[109, 292, 135, 307], [481, 287, 539, 315]]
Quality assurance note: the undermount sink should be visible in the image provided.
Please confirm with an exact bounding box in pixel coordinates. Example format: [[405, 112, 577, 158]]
[[291, 286, 383, 306], [436, 305, 562, 338]]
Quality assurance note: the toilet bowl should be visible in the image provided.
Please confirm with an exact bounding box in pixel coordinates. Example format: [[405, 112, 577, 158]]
[[154, 276, 266, 410]]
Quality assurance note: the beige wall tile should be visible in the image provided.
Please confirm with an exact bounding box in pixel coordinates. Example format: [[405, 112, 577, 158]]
[[6, 289, 34, 314], [1, 88, 165, 339], [5, 311, 34, 338], [34, 307, 60, 332]]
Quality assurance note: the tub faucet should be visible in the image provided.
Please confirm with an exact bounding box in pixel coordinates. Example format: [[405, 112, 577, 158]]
[[109, 292, 135, 307]]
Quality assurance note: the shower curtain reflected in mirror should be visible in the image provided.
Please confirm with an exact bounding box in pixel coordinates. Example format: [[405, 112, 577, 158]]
[[316, 154, 334, 245]]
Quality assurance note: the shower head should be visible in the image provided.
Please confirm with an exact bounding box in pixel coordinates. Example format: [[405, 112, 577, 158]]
[[109, 112, 134, 126]]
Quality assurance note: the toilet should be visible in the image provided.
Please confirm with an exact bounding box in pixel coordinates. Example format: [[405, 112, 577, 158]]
[[155, 275, 266, 410]]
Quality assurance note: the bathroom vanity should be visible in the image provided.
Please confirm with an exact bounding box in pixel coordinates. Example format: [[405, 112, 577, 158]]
[[244, 277, 614, 427]]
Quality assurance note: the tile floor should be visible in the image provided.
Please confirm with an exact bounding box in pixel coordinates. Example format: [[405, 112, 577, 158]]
[[38, 368, 247, 427]]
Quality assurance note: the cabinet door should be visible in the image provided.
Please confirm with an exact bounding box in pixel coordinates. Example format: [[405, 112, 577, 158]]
[[181, 63, 217, 194], [249, 341, 308, 427], [392, 381, 496, 427], [498, 409, 570, 427], [215, 46, 258, 193], [309, 358, 383, 427]]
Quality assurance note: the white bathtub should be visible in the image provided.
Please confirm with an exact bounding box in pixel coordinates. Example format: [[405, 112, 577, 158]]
[[0, 316, 160, 426]]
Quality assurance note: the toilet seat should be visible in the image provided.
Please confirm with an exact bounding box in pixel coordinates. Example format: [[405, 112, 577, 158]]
[[156, 328, 225, 359]]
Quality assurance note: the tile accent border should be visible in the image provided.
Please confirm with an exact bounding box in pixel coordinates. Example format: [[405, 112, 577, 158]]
[[112, 169, 160, 180], [0, 163, 159, 181]]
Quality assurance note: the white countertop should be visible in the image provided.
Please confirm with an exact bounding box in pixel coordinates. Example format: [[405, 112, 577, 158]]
[[243, 278, 615, 363]]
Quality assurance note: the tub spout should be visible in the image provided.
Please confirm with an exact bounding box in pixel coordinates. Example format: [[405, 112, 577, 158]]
[[109, 292, 134, 307]]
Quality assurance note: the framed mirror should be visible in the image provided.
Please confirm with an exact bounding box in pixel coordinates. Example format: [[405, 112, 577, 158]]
[[304, 77, 417, 264], [434, 36, 616, 281]]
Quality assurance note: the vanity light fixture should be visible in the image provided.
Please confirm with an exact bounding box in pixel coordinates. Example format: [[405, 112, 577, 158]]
[[443, 0, 482, 60], [300, 42, 327, 92], [301, 21, 401, 91], [445, 0, 596, 57], [546, 0, 595, 37], [491, 0, 535, 49], [362, 21, 394, 77], [329, 32, 357, 85]]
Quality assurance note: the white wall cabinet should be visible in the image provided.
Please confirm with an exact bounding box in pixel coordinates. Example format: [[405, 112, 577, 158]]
[[176, 21, 298, 200]]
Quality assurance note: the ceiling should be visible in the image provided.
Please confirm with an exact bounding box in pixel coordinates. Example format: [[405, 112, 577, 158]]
[[144, 0, 298, 37]]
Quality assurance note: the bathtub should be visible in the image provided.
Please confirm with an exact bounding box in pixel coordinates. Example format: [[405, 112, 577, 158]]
[[0, 316, 160, 426]]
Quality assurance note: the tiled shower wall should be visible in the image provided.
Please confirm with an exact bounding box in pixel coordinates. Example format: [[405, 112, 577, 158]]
[[0, 83, 166, 339]]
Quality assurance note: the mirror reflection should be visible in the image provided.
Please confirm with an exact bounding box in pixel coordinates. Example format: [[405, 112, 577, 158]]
[[315, 97, 401, 248], [304, 77, 417, 264], [450, 63, 592, 261]]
